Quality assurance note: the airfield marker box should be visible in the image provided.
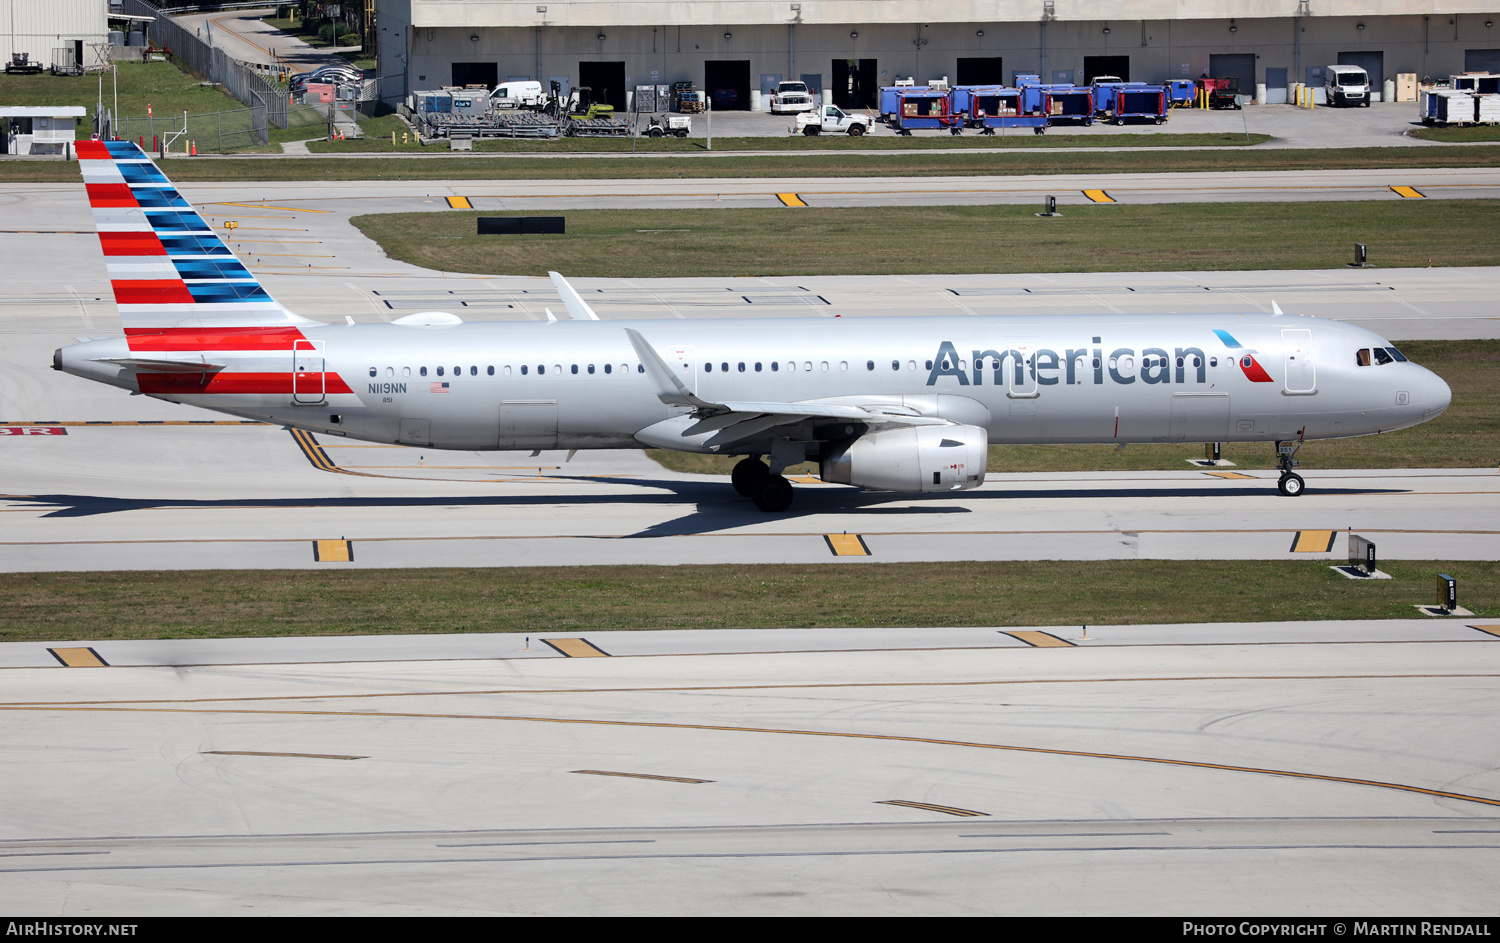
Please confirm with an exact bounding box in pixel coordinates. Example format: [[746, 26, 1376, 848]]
[[478, 217, 566, 235]]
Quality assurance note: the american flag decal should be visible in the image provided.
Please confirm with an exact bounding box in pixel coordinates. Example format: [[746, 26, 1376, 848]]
[[430, 382, 450, 393]]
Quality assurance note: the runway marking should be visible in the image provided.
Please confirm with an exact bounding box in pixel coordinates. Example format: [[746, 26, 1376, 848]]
[[1290, 530, 1338, 553], [572, 769, 710, 784], [1003, 631, 1075, 648], [776, 193, 808, 206], [788, 474, 823, 484], [1469, 625, 1500, 639], [543, 638, 610, 658], [313, 539, 353, 562], [1083, 189, 1116, 203], [878, 800, 988, 817], [1205, 471, 1254, 479], [446, 196, 473, 209], [203, 750, 365, 760], [824, 533, 870, 556], [1390, 186, 1425, 199], [47, 648, 107, 668], [214, 202, 329, 213], [11, 703, 1500, 810]]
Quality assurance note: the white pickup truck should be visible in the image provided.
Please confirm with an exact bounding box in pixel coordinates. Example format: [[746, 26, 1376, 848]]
[[795, 104, 872, 136], [770, 80, 815, 114]]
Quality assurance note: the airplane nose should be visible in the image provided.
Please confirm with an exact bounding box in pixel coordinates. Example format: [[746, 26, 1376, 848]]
[[1424, 369, 1452, 417]]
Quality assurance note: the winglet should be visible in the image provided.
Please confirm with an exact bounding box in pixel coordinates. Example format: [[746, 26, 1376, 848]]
[[549, 271, 601, 321], [1271, 301, 1284, 316], [624, 328, 719, 411]]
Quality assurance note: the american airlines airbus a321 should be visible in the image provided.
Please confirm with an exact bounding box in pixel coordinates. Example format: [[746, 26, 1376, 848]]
[[54, 141, 1452, 512]]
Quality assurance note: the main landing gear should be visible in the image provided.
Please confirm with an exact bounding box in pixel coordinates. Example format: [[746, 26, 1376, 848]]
[[1275, 439, 1305, 497], [732, 457, 794, 512]]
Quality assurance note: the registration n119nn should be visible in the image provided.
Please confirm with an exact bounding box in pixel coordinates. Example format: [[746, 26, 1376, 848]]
[[54, 141, 1452, 512]]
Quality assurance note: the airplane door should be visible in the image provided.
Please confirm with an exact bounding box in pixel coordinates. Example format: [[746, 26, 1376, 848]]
[[1006, 340, 1038, 398], [399, 418, 431, 445], [500, 399, 559, 450], [666, 346, 696, 394], [293, 340, 325, 404], [1282, 329, 1316, 394], [1170, 393, 1231, 441]]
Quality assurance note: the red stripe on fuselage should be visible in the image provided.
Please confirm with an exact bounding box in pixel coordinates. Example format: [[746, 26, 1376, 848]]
[[136, 371, 353, 396], [1239, 355, 1275, 383], [86, 183, 138, 207], [99, 232, 166, 256], [112, 280, 196, 304], [124, 326, 308, 351]]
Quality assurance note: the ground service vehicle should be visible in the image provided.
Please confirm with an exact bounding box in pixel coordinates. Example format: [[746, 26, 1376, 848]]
[[770, 81, 815, 114], [1325, 65, 1372, 106], [56, 141, 1452, 511], [796, 105, 871, 135]]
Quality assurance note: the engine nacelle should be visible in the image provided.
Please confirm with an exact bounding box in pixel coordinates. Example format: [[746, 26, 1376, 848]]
[[820, 424, 988, 493]]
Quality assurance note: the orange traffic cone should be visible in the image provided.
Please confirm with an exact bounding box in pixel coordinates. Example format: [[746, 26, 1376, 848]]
[[190, 140, 197, 156]]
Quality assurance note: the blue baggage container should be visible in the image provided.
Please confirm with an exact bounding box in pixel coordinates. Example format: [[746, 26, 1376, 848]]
[[887, 87, 962, 134], [1167, 79, 1196, 106], [1092, 81, 1145, 114], [1112, 85, 1169, 124], [1040, 84, 1093, 124], [952, 86, 1048, 134]]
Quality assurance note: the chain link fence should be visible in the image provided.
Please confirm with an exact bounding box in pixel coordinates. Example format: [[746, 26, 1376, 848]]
[[122, 0, 289, 130], [114, 103, 325, 153]]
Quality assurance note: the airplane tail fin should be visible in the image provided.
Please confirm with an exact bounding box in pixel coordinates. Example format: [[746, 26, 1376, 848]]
[[75, 140, 317, 344]]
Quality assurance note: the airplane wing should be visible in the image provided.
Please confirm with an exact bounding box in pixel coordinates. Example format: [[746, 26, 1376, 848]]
[[626, 328, 949, 449]]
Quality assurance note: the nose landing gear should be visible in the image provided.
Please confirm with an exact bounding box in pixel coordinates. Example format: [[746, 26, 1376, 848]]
[[1275, 436, 1306, 497]]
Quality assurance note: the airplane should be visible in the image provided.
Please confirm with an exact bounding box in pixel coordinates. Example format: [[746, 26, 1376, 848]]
[[53, 140, 1452, 512]]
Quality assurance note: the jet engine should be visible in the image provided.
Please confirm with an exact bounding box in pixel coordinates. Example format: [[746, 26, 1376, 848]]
[[820, 424, 988, 493]]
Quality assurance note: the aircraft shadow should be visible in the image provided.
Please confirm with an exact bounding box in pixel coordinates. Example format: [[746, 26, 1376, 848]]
[[14, 478, 1408, 540]]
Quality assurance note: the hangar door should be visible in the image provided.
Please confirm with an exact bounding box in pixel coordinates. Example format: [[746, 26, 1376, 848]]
[[1465, 49, 1500, 73], [705, 60, 750, 110], [957, 57, 1003, 86], [578, 61, 625, 111], [1209, 53, 1256, 98], [1337, 51, 1384, 100], [832, 58, 878, 109], [451, 62, 497, 89], [1083, 56, 1130, 83]]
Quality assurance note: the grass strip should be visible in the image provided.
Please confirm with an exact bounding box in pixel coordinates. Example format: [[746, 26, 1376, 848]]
[[651, 340, 1500, 475], [6, 145, 1500, 183], [351, 202, 1500, 279], [0, 560, 1492, 642], [1407, 126, 1500, 143]]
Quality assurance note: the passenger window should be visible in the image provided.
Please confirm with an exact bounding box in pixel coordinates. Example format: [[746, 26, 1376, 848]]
[[867, 360, 874, 371], [436, 366, 444, 376], [892, 361, 900, 371], [604, 363, 612, 374], [925, 360, 933, 370], [705, 363, 713, 372], [471, 366, 478, 376], [755, 362, 762, 372], [908, 361, 916, 371], [637, 364, 644, 373], [386, 367, 394, 377], [1357, 349, 1371, 366], [571, 364, 578, 374], [420, 366, 428, 376], [1373, 348, 1393, 365], [553, 364, 561, 374], [503, 365, 512, 376], [588, 364, 595, 374], [487, 366, 494, 375], [771, 362, 779, 372], [721, 362, 729, 372], [403, 367, 411, 377], [738, 362, 745, 372], [521, 365, 528, 375], [368, 367, 376, 377], [538, 365, 545, 375]]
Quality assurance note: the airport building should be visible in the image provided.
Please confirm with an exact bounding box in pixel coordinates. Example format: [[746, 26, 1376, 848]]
[[375, 1, 1500, 109], [2, 0, 108, 72]]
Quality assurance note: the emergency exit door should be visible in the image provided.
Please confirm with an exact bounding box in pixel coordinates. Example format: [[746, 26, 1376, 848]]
[[293, 340, 325, 404]]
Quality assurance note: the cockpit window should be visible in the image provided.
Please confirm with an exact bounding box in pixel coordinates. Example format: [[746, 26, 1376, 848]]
[[1356, 349, 1371, 366], [1386, 346, 1408, 362], [1373, 348, 1394, 365]]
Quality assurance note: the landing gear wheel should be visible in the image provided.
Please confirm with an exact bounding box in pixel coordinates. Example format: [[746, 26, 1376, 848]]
[[751, 475, 794, 512], [1278, 473, 1305, 497], [731, 457, 770, 497]]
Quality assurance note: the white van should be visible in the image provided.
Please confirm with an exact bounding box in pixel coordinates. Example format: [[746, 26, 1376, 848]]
[[1324, 65, 1371, 107], [492, 80, 544, 110]]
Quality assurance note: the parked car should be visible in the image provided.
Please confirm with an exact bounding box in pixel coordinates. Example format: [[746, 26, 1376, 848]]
[[796, 104, 872, 136], [770, 80, 815, 114]]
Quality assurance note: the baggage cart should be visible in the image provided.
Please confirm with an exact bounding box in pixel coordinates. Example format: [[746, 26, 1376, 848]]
[[1112, 86, 1169, 124]]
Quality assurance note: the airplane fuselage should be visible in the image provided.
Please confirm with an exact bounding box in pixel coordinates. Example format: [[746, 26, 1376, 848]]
[[58, 312, 1449, 453]]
